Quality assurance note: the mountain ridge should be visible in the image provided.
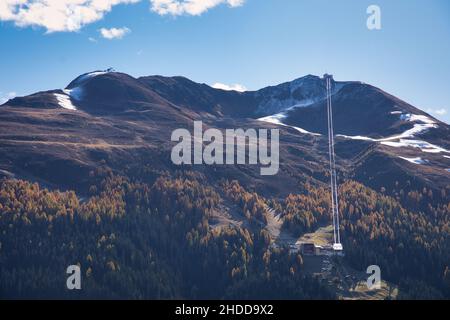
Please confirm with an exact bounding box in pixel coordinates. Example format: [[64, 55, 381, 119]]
[[2, 71, 446, 123], [0, 70, 449, 194]]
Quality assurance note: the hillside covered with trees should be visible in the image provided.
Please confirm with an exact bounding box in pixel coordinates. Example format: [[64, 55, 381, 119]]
[[0, 168, 448, 299], [0, 171, 333, 299]]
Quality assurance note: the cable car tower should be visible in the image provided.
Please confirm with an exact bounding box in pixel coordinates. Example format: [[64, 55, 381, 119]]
[[324, 74, 343, 252]]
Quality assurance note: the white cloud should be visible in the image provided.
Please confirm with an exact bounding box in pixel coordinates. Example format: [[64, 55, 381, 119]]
[[212, 82, 247, 92], [0, 91, 17, 104], [0, 0, 245, 32], [427, 108, 447, 116], [0, 0, 140, 32], [88, 36, 97, 42], [99, 26, 130, 39], [150, 0, 245, 16], [434, 108, 447, 116]]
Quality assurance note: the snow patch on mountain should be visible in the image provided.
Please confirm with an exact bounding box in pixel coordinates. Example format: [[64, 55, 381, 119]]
[[255, 75, 348, 115], [384, 113, 436, 139], [339, 121, 438, 143], [255, 76, 351, 136], [338, 135, 375, 141], [62, 70, 113, 103], [75, 71, 108, 84], [338, 113, 449, 154], [257, 113, 321, 136], [381, 140, 449, 153], [67, 69, 113, 91], [54, 93, 77, 110], [400, 113, 435, 124], [63, 87, 83, 101], [256, 95, 319, 116], [399, 157, 427, 165]]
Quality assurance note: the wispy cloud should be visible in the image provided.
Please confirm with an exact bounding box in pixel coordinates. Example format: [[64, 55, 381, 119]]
[[99, 27, 131, 39], [0, 91, 17, 104], [427, 108, 447, 116], [0, 0, 245, 32], [212, 82, 247, 92], [150, 0, 245, 16]]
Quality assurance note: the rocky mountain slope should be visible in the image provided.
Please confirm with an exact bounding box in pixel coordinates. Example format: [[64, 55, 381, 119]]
[[0, 70, 448, 195]]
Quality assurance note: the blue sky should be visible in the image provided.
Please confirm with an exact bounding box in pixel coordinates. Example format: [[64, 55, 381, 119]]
[[1, 0, 449, 123]]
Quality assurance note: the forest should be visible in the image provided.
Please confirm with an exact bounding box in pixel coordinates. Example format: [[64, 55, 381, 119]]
[[278, 180, 450, 299], [0, 168, 448, 299], [0, 170, 332, 299]]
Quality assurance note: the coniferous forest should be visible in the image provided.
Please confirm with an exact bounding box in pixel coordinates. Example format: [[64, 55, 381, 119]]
[[0, 168, 448, 299]]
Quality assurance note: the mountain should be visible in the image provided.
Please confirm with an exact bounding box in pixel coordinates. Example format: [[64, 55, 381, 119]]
[[0, 70, 449, 299], [1, 70, 449, 193]]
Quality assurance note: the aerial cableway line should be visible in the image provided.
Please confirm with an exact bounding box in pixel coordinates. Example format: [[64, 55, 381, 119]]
[[324, 74, 343, 252]]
